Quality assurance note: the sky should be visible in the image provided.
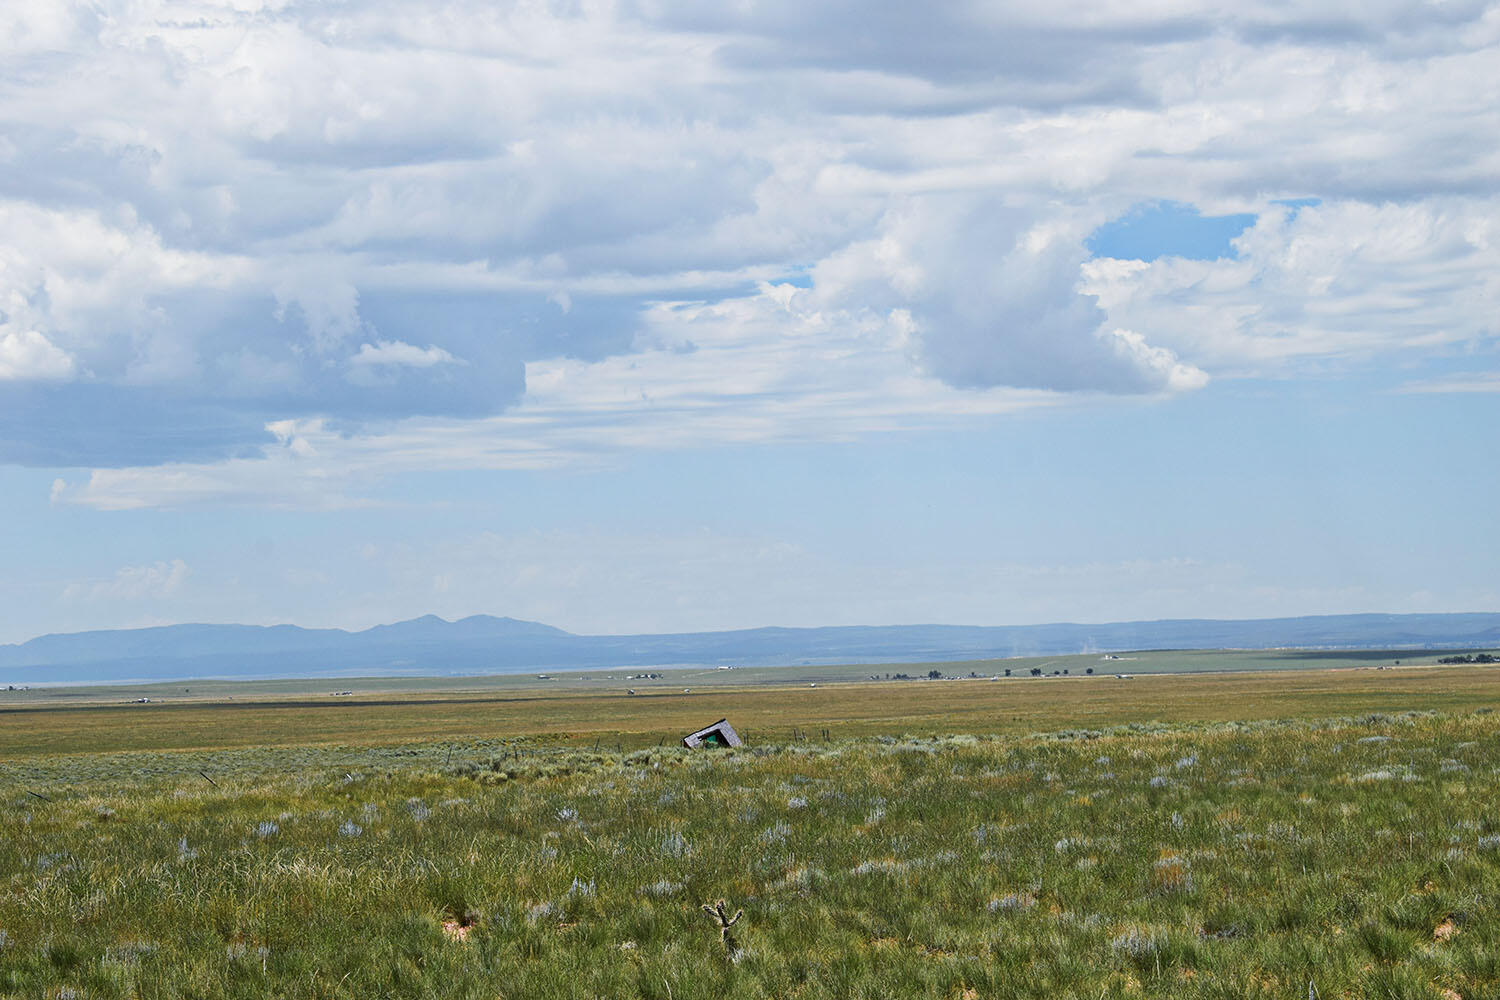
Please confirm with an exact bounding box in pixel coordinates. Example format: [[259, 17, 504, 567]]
[[1, 0, 1497, 645]]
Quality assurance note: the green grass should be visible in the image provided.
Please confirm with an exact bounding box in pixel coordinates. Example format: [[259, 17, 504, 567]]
[[4, 707, 1500, 998]]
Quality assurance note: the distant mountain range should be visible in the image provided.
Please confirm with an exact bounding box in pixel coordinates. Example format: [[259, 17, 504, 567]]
[[2, 612, 1498, 685]]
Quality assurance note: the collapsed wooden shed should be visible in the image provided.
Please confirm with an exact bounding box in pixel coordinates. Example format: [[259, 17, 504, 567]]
[[682, 718, 743, 749]]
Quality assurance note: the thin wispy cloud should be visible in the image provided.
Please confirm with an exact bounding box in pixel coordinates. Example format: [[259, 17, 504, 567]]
[[1396, 373, 1500, 394], [61, 559, 190, 603]]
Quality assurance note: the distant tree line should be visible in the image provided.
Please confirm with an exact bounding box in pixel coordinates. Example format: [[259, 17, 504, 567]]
[[1438, 653, 1497, 664]]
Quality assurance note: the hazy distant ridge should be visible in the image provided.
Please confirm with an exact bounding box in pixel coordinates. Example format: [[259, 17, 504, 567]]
[[2, 612, 1497, 684]]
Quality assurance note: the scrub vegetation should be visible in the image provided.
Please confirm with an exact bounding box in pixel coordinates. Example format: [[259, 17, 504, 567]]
[[4, 700, 1500, 998]]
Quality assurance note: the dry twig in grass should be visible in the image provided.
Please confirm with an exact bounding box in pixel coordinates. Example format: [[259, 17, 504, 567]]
[[701, 899, 743, 957]]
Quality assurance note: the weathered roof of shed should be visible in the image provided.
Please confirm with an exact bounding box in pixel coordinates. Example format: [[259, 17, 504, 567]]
[[682, 718, 743, 748]]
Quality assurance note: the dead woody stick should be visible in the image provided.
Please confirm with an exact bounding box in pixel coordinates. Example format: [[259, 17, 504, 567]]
[[700, 899, 743, 957]]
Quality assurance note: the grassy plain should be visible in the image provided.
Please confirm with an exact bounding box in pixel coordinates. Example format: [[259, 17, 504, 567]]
[[0, 655, 1496, 760], [4, 712, 1500, 998], [2, 657, 1499, 998], [0, 646, 1460, 709]]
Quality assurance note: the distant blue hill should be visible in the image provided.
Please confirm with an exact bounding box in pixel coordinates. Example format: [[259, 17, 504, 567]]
[[1, 612, 1497, 684]]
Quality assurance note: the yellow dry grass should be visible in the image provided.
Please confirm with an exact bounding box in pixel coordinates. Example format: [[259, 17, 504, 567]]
[[2, 662, 1496, 757]]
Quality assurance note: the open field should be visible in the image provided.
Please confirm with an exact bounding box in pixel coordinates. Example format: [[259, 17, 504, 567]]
[[4, 708, 1500, 998], [3, 660, 1500, 998], [0, 656, 1497, 760], [0, 647, 1474, 709]]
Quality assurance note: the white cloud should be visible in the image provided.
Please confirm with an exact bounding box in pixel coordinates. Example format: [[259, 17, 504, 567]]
[[272, 275, 364, 355], [1396, 373, 1500, 394], [62, 559, 190, 602], [1, 0, 1498, 488], [1101, 329, 1210, 393], [806, 198, 1207, 393], [345, 339, 463, 387], [349, 340, 461, 370], [0, 198, 247, 385], [0, 328, 75, 380], [56, 281, 1077, 507], [1082, 200, 1500, 375]]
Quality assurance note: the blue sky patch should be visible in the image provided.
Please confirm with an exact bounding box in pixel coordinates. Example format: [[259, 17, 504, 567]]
[[1272, 197, 1322, 220], [1087, 201, 1258, 262]]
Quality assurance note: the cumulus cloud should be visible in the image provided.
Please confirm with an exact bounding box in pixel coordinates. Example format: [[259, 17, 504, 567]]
[[809, 198, 1206, 393], [0, 328, 75, 380], [0, 0, 1497, 492], [273, 276, 364, 355], [1083, 200, 1500, 374], [55, 286, 1066, 508]]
